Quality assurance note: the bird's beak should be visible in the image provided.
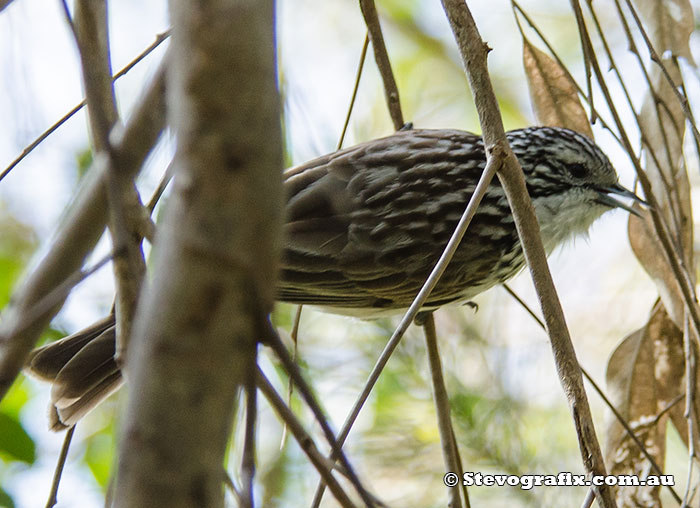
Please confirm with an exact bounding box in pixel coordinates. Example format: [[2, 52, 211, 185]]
[[595, 183, 647, 217]]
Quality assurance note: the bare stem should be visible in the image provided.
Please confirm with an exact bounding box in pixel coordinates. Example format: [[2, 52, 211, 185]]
[[256, 370, 358, 508], [439, 1, 615, 506], [44, 425, 75, 508], [0, 63, 166, 402], [423, 313, 465, 508], [358, 0, 404, 130], [310, 142, 505, 507], [338, 33, 370, 150]]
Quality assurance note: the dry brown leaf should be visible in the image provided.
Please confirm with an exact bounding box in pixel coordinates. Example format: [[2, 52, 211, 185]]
[[658, 327, 697, 451], [647, 304, 686, 411], [633, 0, 696, 65], [522, 36, 594, 139], [628, 207, 685, 327], [606, 329, 663, 508], [605, 303, 683, 508], [637, 60, 693, 270]]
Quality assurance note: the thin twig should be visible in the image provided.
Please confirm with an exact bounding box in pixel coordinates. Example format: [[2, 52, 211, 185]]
[[256, 370, 358, 508], [311, 147, 505, 507], [620, 0, 700, 151], [146, 160, 175, 214], [580, 487, 596, 508], [358, 0, 404, 130], [264, 328, 376, 507], [279, 306, 303, 450], [587, 1, 683, 239], [58, 0, 75, 35], [510, 1, 625, 149], [608, 0, 686, 248], [241, 347, 258, 508], [504, 285, 683, 503], [574, 0, 700, 384], [0, 31, 169, 182], [678, 63, 700, 186], [338, 33, 369, 150], [502, 284, 544, 328], [286, 305, 303, 409], [0, 0, 14, 14], [422, 313, 464, 508], [569, 0, 594, 124], [440, 1, 615, 506], [223, 469, 245, 508], [45, 425, 75, 508], [682, 316, 697, 507], [650, 393, 684, 427], [12, 252, 114, 339], [449, 425, 470, 507]]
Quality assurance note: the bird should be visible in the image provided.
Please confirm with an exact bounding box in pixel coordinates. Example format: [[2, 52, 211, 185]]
[[27, 126, 642, 429]]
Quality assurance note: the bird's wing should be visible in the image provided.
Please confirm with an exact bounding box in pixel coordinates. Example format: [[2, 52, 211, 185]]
[[279, 129, 488, 310]]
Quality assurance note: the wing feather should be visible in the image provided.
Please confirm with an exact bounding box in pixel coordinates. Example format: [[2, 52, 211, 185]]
[[279, 129, 492, 310]]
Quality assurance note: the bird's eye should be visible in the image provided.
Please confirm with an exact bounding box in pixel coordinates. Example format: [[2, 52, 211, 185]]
[[569, 163, 587, 179]]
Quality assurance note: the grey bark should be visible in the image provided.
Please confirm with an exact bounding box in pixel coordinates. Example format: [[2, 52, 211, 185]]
[[112, 1, 282, 507]]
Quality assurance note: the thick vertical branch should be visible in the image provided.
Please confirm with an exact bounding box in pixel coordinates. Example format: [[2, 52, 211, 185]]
[[113, 1, 282, 507], [439, 1, 616, 507]]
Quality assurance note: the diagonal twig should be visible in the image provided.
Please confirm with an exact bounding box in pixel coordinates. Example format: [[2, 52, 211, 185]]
[[44, 425, 75, 508], [503, 284, 683, 504], [440, 1, 616, 506], [311, 141, 505, 507], [338, 33, 370, 150], [0, 30, 169, 182], [256, 370, 358, 508], [0, 59, 167, 402]]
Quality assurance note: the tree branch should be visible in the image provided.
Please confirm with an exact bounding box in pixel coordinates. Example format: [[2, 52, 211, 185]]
[[73, 0, 147, 369], [439, 1, 616, 506], [112, 1, 283, 506], [1, 30, 169, 182], [0, 62, 167, 402], [257, 370, 358, 508], [358, 0, 404, 130], [423, 314, 466, 508]]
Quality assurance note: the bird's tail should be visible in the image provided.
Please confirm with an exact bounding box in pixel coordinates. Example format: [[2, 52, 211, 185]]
[[26, 316, 121, 431]]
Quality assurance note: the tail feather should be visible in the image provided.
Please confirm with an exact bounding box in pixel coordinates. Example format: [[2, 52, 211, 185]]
[[26, 316, 119, 431], [49, 371, 122, 431], [51, 327, 118, 404], [28, 317, 114, 381]]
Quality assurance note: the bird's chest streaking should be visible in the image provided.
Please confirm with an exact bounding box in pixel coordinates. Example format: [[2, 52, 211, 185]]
[[278, 127, 631, 317]]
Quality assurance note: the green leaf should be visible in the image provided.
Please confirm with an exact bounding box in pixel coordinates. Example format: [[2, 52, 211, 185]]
[[75, 147, 94, 178], [0, 412, 36, 464], [0, 257, 23, 308], [0, 486, 15, 508], [0, 375, 31, 419], [85, 426, 116, 488]]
